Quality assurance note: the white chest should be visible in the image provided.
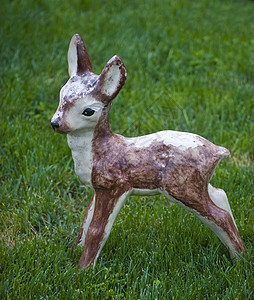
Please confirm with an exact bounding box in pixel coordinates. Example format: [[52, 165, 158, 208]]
[[67, 132, 94, 187]]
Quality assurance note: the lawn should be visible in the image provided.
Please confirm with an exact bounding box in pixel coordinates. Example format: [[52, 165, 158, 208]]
[[0, 0, 253, 298]]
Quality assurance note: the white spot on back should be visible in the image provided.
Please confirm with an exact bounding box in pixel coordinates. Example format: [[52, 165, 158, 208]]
[[123, 131, 204, 151]]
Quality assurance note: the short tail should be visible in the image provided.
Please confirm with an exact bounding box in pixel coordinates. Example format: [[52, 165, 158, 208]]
[[217, 146, 230, 159]]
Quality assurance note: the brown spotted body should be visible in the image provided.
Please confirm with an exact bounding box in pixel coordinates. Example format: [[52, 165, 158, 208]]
[[51, 34, 245, 270], [92, 131, 225, 193]]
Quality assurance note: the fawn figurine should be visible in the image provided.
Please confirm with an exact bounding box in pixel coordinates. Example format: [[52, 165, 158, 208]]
[[51, 34, 245, 269]]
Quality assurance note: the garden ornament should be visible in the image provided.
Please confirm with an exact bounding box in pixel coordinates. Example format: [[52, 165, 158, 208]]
[[51, 34, 245, 269]]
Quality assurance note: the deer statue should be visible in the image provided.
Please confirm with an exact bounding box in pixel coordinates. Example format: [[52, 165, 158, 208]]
[[51, 34, 245, 270]]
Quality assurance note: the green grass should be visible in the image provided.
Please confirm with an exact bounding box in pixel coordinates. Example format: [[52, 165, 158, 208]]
[[0, 0, 253, 298]]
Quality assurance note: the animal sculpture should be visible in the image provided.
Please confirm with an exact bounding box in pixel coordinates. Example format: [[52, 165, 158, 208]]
[[51, 34, 245, 269]]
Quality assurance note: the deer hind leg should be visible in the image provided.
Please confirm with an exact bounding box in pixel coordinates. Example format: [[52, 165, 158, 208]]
[[162, 190, 245, 260], [78, 189, 131, 269], [208, 184, 237, 229], [195, 200, 244, 260]]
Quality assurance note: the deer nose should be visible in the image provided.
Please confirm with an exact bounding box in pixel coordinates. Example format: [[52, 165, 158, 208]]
[[51, 120, 59, 130]]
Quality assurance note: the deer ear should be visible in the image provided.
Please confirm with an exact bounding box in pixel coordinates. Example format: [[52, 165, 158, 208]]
[[68, 34, 92, 77], [93, 55, 127, 103]]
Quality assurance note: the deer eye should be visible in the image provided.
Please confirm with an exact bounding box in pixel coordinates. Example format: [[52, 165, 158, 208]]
[[82, 108, 95, 116]]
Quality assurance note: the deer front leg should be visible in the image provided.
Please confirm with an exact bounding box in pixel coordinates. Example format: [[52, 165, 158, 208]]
[[72, 195, 95, 253], [78, 188, 131, 269]]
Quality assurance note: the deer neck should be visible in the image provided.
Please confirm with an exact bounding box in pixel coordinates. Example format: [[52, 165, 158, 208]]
[[67, 129, 95, 187], [93, 106, 112, 140], [66, 108, 112, 187]]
